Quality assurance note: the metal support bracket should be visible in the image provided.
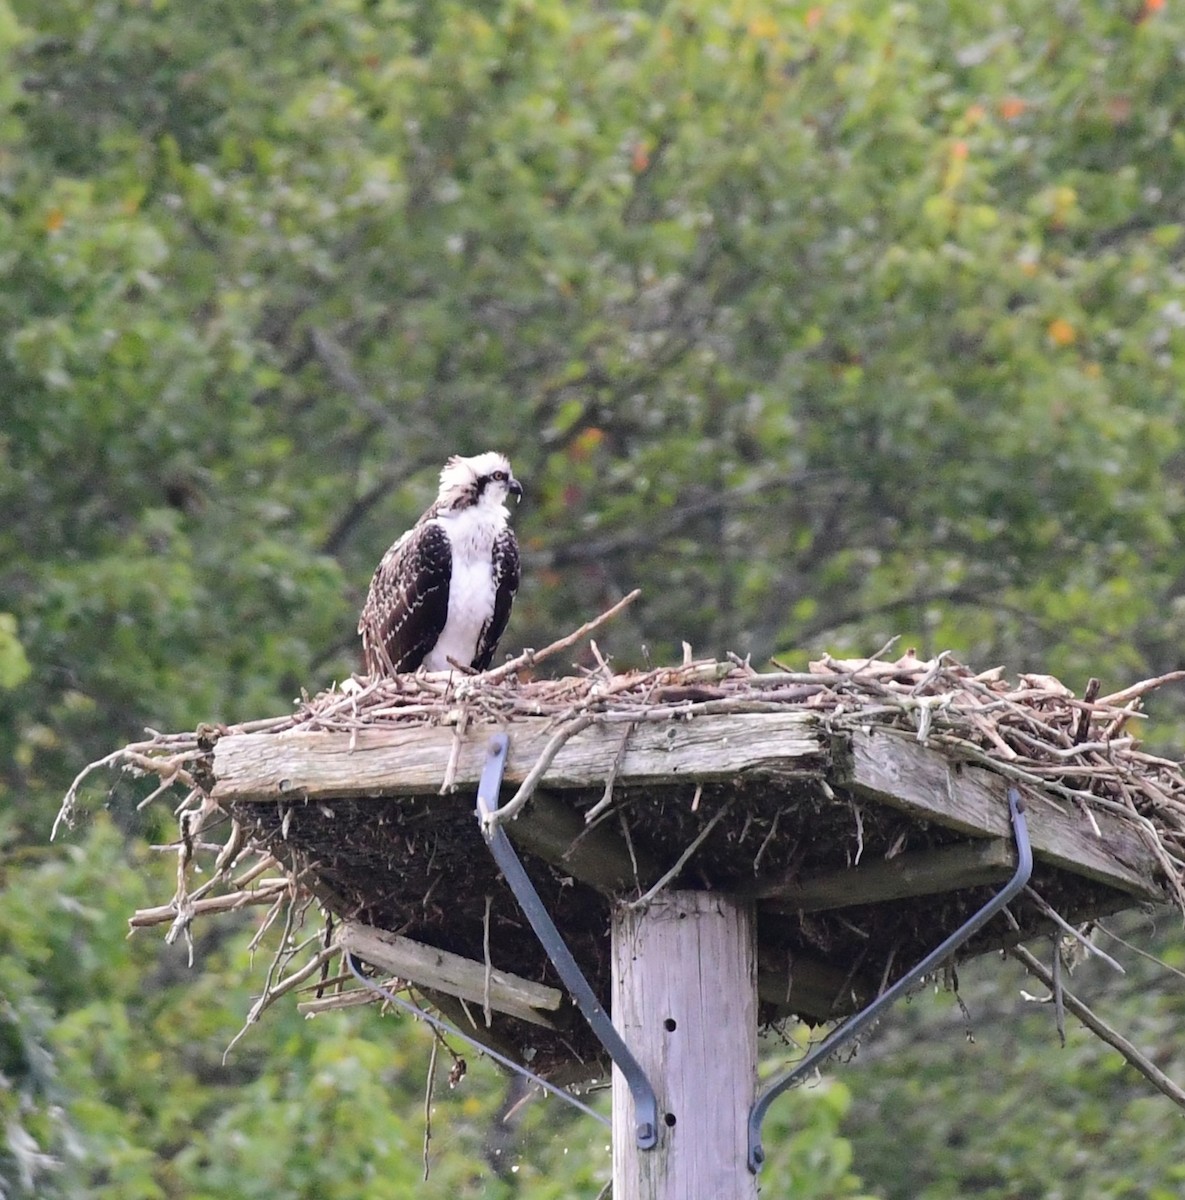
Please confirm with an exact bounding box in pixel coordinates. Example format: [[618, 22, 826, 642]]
[[747, 786, 1033, 1174], [475, 734, 660, 1150]]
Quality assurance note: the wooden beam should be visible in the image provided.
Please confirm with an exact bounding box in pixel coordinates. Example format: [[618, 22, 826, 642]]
[[612, 892, 758, 1200], [753, 839, 1016, 913], [756, 951, 873, 1022], [211, 712, 828, 803], [839, 729, 1165, 901], [337, 921, 564, 1029], [508, 789, 661, 894]]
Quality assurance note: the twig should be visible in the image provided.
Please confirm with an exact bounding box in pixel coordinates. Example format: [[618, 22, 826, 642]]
[[1011, 945, 1185, 1111], [135, 768, 188, 811], [588, 638, 614, 679], [909, 650, 952, 695], [423, 1037, 438, 1182], [223, 943, 338, 1061], [583, 723, 636, 824], [1073, 678, 1100, 743], [128, 881, 289, 928], [229, 854, 282, 890], [618, 811, 640, 887], [297, 987, 385, 1015], [53, 749, 132, 838], [1103, 700, 1142, 741], [1051, 936, 1066, 1047], [629, 800, 733, 909], [481, 714, 596, 829], [482, 895, 494, 1029], [1094, 923, 1185, 985], [1098, 671, 1185, 707], [482, 589, 642, 683], [1023, 887, 1125, 974], [877, 944, 899, 997], [752, 808, 782, 875], [846, 636, 902, 677], [440, 706, 470, 795]]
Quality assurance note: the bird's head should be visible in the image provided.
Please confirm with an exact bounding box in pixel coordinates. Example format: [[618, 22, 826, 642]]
[[437, 451, 523, 512]]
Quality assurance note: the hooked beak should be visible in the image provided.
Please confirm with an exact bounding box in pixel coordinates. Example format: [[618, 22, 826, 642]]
[[508, 478, 524, 503]]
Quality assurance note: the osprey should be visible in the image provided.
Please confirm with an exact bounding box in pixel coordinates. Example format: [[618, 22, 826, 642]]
[[358, 451, 522, 676]]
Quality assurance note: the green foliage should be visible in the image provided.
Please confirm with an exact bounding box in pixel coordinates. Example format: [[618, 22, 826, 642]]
[[0, 817, 616, 1199], [758, 1073, 878, 1200], [844, 924, 1185, 1200], [0, 615, 31, 690], [4, 0, 1185, 1194]]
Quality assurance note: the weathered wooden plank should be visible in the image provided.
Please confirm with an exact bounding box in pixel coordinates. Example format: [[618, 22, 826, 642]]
[[217, 713, 1162, 908], [754, 838, 1016, 913], [211, 712, 828, 803], [337, 921, 564, 1028], [840, 729, 1164, 900], [612, 892, 758, 1200]]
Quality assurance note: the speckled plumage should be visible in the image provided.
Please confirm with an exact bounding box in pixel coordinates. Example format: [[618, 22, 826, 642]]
[[358, 453, 521, 675]]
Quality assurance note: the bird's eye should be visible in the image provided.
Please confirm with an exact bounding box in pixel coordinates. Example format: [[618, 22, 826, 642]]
[[492, 470, 506, 481]]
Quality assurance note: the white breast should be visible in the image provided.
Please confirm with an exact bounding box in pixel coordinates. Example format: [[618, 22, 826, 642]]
[[422, 506, 504, 671]]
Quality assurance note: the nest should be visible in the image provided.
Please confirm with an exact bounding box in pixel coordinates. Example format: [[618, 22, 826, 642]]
[[56, 613, 1185, 1089]]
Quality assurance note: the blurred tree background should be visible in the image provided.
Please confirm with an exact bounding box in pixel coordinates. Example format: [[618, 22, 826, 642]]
[[4, 0, 1185, 1195]]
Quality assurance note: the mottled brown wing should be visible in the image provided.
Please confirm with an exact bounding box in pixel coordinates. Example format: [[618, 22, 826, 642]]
[[473, 527, 520, 671], [358, 522, 452, 674]]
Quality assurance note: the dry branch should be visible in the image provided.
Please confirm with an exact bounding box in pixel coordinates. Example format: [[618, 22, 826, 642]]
[[481, 587, 641, 683], [129, 881, 289, 928], [1012, 944, 1185, 1110]]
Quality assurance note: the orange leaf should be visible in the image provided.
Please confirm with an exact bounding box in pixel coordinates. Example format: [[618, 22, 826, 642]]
[[44, 208, 65, 232], [570, 427, 605, 460], [631, 142, 650, 173], [1047, 318, 1077, 347], [999, 96, 1027, 120]]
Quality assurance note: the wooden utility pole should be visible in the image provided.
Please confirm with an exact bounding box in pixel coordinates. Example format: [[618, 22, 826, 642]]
[[611, 891, 758, 1200]]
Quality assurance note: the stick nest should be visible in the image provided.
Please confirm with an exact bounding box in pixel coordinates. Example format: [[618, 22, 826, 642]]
[[57, 631, 1185, 1083]]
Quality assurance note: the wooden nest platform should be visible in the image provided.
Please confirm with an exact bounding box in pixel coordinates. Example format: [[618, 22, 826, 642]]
[[60, 635, 1185, 1083]]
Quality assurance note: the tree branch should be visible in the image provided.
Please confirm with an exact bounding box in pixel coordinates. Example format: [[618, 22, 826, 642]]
[[1011, 944, 1185, 1111], [536, 471, 842, 568]]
